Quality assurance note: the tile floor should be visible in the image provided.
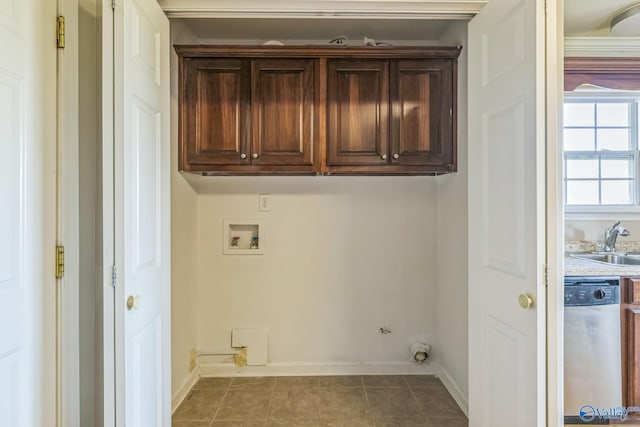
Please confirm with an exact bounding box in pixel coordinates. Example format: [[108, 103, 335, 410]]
[[173, 375, 468, 427]]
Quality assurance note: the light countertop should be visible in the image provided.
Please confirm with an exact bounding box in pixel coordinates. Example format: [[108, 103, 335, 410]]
[[565, 254, 640, 277]]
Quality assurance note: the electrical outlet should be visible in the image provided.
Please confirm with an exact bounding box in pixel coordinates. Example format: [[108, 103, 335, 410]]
[[259, 194, 271, 212], [189, 347, 197, 372]]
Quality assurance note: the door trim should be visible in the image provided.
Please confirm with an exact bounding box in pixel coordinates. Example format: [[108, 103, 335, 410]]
[[58, 0, 80, 425], [157, 0, 488, 19], [102, 0, 117, 424], [545, 0, 564, 426], [59, 0, 118, 425]]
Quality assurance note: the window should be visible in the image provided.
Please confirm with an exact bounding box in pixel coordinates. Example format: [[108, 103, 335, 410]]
[[563, 97, 640, 208]]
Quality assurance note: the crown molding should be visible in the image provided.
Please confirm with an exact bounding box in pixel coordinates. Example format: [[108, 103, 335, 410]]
[[158, 0, 487, 19], [564, 36, 640, 57]]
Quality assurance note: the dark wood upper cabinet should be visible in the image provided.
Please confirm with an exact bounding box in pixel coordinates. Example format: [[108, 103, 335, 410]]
[[179, 55, 318, 173], [391, 60, 455, 169], [327, 60, 389, 166], [180, 57, 250, 168], [251, 59, 316, 166], [326, 58, 456, 173], [176, 45, 460, 175]]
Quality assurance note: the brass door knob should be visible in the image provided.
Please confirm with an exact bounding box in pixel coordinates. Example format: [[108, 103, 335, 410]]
[[127, 295, 141, 311], [518, 293, 534, 309]]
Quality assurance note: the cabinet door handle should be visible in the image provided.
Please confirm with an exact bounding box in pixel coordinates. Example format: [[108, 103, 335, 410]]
[[393, 153, 399, 160], [240, 153, 247, 159], [252, 153, 259, 159], [381, 154, 387, 160]]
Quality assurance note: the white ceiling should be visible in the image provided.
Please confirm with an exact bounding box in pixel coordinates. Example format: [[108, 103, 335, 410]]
[[565, 0, 640, 36]]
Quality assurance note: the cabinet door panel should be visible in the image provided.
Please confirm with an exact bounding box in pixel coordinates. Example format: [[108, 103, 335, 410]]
[[181, 58, 249, 168], [626, 308, 640, 407], [327, 60, 389, 166], [391, 60, 455, 168], [628, 279, 640, 304], [251, 59, 316, 166]]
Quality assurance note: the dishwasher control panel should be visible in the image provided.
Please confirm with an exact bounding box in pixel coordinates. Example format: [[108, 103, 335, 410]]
[[564, 276, 620, 306]]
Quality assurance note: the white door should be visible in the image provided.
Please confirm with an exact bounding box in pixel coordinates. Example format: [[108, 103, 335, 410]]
[[468, 0, 547, 425], [0, 0, 58, 426], [112, 0, 171, 425]]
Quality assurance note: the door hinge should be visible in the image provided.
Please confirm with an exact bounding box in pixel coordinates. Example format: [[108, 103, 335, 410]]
[[56, 16, 65, 49], [111, 264, 117, 288], [544, 264, 549, 287], [55, 246, 65, 279]]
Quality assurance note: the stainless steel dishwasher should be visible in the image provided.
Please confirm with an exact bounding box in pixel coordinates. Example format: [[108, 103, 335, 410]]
[[564, 276, 621, 424]]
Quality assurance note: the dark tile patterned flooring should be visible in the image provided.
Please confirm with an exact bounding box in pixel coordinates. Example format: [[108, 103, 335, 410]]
[[173, 375, 468, 427]]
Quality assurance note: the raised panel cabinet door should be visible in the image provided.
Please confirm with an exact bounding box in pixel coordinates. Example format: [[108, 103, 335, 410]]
[[180, 57, 250, 169], [251, 59, 316, 166], [621, 278, 640, 416], [390, 59, 455, 169], [327, 59, 389, 166], [625, 307, 640, 408]]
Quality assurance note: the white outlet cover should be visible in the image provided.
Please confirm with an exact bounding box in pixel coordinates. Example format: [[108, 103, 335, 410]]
[[259, 194, 271, 212]]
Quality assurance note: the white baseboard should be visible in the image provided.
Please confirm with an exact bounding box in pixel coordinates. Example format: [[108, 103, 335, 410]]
[[171, 367, 200, 414], [199, 361, 437, 377], [435, 363, 468, 417]]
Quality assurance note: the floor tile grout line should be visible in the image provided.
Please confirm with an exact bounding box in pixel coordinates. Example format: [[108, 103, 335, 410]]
[[401, 375, 410, 388], [262, 380, 276, 425], [360, 376, 371, 408], [406, 379, 429, 422], [209, 378, 232, 423]]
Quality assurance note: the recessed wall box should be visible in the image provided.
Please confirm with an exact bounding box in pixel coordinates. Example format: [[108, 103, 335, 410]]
[[223, 219, 265, 255]]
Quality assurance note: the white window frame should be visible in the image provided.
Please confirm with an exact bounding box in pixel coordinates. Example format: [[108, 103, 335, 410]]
[[563, 92, 640, 219]]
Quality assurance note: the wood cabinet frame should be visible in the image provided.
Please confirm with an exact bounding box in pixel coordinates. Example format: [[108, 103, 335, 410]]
[[565, 57, 640, 91], [621, 277, 640, 419], [176, 45, 461, 175]]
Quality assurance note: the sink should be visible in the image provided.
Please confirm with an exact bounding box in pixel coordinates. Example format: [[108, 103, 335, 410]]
[[572, 253, 640, 265]]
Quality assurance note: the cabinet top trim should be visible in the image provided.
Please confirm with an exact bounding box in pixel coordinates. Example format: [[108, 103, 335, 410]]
[[158, 0, 486, 19], [174, 45, 462, 59]]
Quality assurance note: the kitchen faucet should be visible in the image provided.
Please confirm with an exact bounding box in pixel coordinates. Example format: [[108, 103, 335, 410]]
[[604, 221, 631, 252]]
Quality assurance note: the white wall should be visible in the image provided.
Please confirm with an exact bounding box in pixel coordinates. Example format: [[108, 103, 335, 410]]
[[78, 0, 100, 424], [565, 219, 640, 242], [170, 20, 201, 397], [194, 178, 439, 365], [436, 21, 469, 399]]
